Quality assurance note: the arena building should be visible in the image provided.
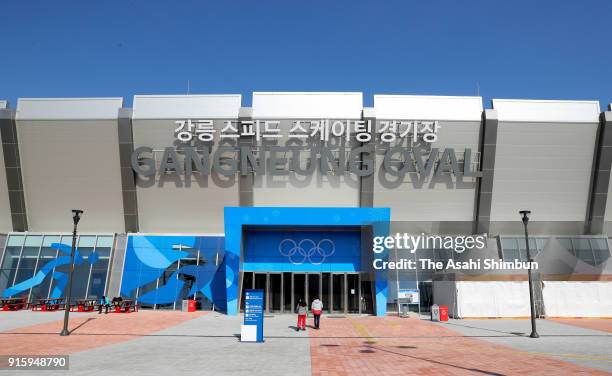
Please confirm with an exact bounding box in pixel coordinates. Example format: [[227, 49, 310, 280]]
[[0, 93, 610, 318]]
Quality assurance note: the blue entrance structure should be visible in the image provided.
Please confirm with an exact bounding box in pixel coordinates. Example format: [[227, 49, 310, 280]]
[[224, 207, 391, 316]]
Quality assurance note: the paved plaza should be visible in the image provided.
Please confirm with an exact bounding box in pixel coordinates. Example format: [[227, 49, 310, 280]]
[[0, 311, 610, 375]]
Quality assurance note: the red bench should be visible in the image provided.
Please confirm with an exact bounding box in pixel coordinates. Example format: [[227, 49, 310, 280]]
[[70, 299, 98, 312], [1, 298, 26, 311], [111, 299, 138, 313], [32, 298, 64, 311]]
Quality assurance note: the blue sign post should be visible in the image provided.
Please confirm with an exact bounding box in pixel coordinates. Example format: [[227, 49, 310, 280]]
[[241, 289, 264, 342]]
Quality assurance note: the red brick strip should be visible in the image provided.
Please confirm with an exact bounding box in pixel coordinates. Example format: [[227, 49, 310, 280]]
[[0, 311, 207, 355], [309, 316, 610, 376]]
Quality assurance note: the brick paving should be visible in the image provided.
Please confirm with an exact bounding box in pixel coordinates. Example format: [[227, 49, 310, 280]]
[[0, 310, 207, 356], [309, 316, 611, 376], [551, 318, 612, 334]]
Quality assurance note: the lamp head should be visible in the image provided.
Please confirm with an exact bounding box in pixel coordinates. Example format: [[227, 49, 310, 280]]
[[72, 209, 83, 225], [519, 210, 531, 225]]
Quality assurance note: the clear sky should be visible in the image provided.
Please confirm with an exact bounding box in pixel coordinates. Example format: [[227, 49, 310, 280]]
[[1, 0, 610, 109]]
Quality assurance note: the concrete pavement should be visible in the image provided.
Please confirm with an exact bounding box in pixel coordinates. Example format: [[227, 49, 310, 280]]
[[441, 318, 612, 373], [1, 311, 610, 375], [67, 313, 311, 376]]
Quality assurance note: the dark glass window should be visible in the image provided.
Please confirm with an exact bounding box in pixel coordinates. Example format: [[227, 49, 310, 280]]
[[558, 237, 610, 267], [500, 236, 546, 262], [0, 246, 22, 293], [30, 239, 57, 301], [0, 234, 114, 301]]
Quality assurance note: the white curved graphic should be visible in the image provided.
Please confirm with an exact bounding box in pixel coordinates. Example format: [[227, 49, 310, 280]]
[[278, 239, 335, 265]]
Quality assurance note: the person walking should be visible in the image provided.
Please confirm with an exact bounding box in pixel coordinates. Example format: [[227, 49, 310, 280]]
[[311, 297, 323, 329], [295, 299, 308, 331]]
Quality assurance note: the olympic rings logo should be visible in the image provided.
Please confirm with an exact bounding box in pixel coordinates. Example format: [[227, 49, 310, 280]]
[[278, 239, 335, 265]]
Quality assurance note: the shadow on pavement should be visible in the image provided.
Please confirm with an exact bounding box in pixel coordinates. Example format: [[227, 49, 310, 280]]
[[443, 321, 611, 338], [364, 345, 506, 376], [1, 332, 609, 339], [69, 317, 97, 334], [443, 321, 529, 336]]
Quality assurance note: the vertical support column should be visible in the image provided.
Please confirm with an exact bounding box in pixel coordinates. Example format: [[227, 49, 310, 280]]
[[330, 274, 334, 314], [291, 273, 294, 315], [305, 273, 309, 308], [474, 109, 498, 235], [343, 273, 348, 314], [106, 234, 127, 297], [0, 234, 7, 268], [238, 107, 254, 206], [360, 109, 379, 314], [585, 111, 612, 234], [0, 108, 28, 231], [360, 108, 375, 207], [265, 272, 270, 313], [358, 274, 362, 314], [280, 272, 284, 313], [117, 108, 139, 233], [319, 273, 322, 309]]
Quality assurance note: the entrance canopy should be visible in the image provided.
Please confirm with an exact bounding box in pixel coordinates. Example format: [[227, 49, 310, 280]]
[[224, 207, 391, 316]]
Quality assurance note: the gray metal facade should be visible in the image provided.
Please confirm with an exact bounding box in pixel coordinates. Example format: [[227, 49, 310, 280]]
[[0, 94, 610, 291]]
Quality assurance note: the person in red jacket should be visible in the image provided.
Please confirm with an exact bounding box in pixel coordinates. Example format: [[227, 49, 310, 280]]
[[295, 299, 308, 331]]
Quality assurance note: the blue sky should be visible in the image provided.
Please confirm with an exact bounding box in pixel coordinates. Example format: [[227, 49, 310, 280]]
[[1, 1, 610, 108]]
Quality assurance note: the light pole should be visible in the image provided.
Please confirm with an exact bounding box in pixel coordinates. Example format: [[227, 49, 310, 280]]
[[60, 209, 83, 336], [519, 210, 539, 338]]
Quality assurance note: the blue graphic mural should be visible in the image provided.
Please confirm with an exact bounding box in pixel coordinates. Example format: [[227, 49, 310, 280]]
[[2, 243, 84, 298], [243, 229, 361, 272], [120, 235, 227, 311], [1, 233, 111, 301]]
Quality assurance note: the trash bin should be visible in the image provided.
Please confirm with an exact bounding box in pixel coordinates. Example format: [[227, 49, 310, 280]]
[[188, 299, 196, 312], [181, 300, 189, 312], [430, 304, 440, 322], [439, 305, 449, 322], [399, 303, 410, 317]]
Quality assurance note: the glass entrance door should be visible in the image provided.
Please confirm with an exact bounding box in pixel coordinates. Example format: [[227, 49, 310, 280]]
[[332, 273, 345, 313], [322, 273, 331, 313], [283, 272, 292, 312], [254, 273, 267, 311], [347, 274, 360, 313], [269, 273, 282, 312], [293, 274, 306, 309], [307, 273, 320, 306], [240, 272, 372, 314]]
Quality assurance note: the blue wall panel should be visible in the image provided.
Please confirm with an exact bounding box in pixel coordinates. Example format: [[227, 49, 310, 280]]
[[244, 229, 361, 272], [120, 235, 227, 310]]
